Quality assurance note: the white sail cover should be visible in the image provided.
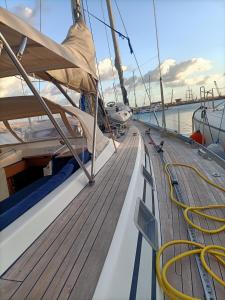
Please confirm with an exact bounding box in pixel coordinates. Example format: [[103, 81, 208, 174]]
[[37, 21, 97, 94], [0, 7, 97, 93]]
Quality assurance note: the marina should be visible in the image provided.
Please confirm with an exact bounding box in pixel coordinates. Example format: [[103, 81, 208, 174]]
[[0, 1, 225, 300], [134, 99, 225, 136]]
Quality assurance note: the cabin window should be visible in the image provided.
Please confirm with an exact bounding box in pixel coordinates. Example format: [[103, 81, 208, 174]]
[[0, 121, 18, 144]]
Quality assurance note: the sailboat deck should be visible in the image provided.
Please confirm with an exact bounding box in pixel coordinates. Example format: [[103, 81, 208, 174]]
[[0, 128, 139, 300], [135, 121, 225, 300]]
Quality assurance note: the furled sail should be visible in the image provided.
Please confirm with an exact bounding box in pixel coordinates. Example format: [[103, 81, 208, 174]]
[[0, 7, 97, 94], [37, 20, 97, 94]]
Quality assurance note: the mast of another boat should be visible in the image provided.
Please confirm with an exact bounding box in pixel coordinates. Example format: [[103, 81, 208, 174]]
[[152, 0, 166, 130], [171, 89, 173, 104], [133, 70, 137, 107], [106, 0, 129, 106]]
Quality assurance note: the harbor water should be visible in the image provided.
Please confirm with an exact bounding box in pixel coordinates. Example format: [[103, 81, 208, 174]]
[[133, 99, 225, 136], [0, 100, 224, 144]]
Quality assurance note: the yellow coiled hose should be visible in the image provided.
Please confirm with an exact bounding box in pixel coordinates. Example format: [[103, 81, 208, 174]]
[[165, 163, 225, 234], [156, 240, 225, 300], [156, 163, 225, 299]]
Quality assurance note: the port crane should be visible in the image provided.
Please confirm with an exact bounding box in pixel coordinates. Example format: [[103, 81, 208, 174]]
[[214, 81, 221, 97]]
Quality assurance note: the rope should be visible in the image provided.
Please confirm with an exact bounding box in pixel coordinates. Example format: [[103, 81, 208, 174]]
[[83, 7, 133, 54]]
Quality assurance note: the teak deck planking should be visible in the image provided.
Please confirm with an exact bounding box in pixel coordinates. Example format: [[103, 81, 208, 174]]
[[1, 128, 139, 300], [135, 121, 225, 300]]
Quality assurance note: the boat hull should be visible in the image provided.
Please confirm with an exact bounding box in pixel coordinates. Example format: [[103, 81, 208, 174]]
[[193, 109, 225, 148]]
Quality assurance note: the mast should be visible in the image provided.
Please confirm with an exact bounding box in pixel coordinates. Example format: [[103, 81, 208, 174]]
[[133, 71, 137, 107], [148, 74, 151, 104], [106, 0, 129, 106], [71, 0, 83, 23], [152, 0, 166, 129], [170, 89, 173, 104]]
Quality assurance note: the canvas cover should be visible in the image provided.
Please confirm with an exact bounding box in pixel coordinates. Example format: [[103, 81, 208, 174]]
[[0, 96, 108, 156], [37, 21, 97, 94], [0, 7, 97, 93]]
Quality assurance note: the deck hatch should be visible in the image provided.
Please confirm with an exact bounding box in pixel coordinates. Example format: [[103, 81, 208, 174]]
[[142, 165, 153, 186], [134, 198, 158, 250]]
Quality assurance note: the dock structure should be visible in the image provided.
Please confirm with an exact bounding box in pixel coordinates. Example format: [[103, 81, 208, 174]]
[[133, 95, 225, 113]]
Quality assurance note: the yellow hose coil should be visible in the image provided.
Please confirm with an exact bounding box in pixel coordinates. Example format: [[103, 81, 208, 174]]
[[156, 240, 225, 300], [156, 163, 225, 299], [164, 163, 225, 234]]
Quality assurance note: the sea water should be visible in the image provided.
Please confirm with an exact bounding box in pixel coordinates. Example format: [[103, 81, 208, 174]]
[[133, 99, 224, 136], [0, 100, 224, 144]]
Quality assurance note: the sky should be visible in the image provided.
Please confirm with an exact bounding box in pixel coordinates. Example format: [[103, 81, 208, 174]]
[[0, 0, 225, 107]]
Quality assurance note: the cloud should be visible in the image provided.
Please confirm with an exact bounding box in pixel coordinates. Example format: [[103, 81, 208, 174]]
[[97, 58, 128, 81], [102, 57, 225, 104], [0, 77, 80, 107], [12, 0, 40, 26], [41, 82, 80, 105], [140, 57, 213, 87], [0, 77, 26, 97]]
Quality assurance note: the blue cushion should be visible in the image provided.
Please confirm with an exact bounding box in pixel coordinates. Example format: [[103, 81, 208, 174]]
[[0, 151, 90, 230], [0, 176, 51, 213], [52, 150, 90, 174]]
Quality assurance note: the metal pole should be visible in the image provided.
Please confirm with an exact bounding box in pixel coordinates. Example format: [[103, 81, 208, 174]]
[[0, 32, 93, 183], [91, 89, 99, 179], [177, 108, 180, 134], [17, 36, 27, 60], [133, 71, 137, 107], [46, 73, 78, 107], [98, 96, 117, 152], [152, 0, 166, 130], [106, 0, 129, 106], [170, 89, 173, 104]]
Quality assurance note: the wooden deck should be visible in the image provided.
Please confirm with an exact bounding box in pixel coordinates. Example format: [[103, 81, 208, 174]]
[[135, 121, 225, 300], [0, 128, 139, 300]]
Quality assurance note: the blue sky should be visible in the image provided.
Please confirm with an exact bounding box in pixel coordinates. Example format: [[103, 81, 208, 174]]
[[0, 0, 225, 105]]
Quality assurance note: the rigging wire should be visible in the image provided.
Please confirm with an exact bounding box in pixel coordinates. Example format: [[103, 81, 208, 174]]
[[84, 0, 105, 101], [4, 0, 8, 9], [114, 0, 152, 103], [83, 7, 133, 54], [113, 0, 159, 125], [216, 102, 225, 143], [100, 0, 118, 103]]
